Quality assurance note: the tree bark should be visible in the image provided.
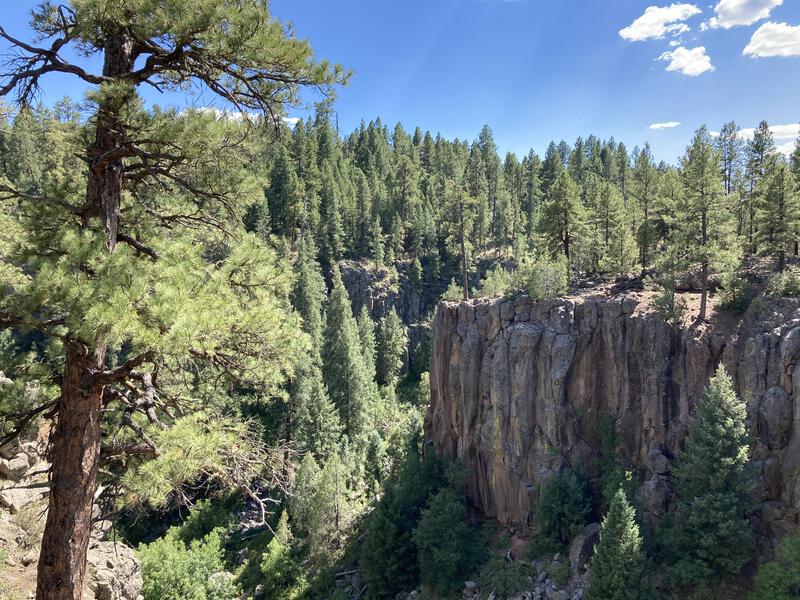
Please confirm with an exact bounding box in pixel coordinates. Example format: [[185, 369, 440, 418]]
[[37, 32, 132, 600], [36, 345, 106, 600]]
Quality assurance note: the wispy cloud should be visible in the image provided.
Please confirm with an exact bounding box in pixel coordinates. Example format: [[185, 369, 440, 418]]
[[619, 3, 702, 41], [658, 46, 715, 75], [744, 22, 800, 57], [649, 121, 682, 129], [704, 0, 782, 29]]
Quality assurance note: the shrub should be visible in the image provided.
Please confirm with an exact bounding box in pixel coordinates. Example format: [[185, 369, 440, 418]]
[[442, 278, 465, 301], [651, 284, 687, 326], [413, 487, 486, 596], [718, 271, 751, 313], [749, 531, 800, 600], [478, 555, 532, 597], [519, 254, 568, 300], [535, 465, 592, 552], [475, 266, 515, 298], [767, 267, 800, 297], [549, 561, 570, 586], [138, 528, 239, 600]]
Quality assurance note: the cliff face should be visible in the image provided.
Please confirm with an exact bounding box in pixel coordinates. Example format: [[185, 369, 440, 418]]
[[425, 294, 800, 542]]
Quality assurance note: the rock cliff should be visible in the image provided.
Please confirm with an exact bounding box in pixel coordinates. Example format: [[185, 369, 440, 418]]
[[425, 293, 800, 543]]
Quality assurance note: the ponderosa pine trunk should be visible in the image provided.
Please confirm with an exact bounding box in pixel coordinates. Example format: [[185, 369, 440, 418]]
[[36, 33, 132, 600], [36, 346, 106, 600]]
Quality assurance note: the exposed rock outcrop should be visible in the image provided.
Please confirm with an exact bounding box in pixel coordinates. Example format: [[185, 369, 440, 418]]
[[0, 436, 143, 599], [425, 293, 800, 543]]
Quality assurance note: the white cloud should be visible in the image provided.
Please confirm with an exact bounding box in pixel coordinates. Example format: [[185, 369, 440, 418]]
[[669, 39, 682, 46], [739, 123, 800, 140], [619, 4, 702, 41], [658, 46, 715, 75], [283, 116, 301, 127], [649, 121, 682, 129], [705, 0, 782, 29], [744, 22, 800, 57], [776, 140, 797, 156]]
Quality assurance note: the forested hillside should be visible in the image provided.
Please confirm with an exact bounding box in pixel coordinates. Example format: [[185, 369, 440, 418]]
[[0, 2, 800, 600]]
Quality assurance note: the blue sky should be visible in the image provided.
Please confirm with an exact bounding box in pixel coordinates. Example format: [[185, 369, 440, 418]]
[[2, 0, 800, 161]]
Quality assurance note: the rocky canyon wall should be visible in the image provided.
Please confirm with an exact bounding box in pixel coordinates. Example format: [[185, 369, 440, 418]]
[[424, 293, 800, 543]]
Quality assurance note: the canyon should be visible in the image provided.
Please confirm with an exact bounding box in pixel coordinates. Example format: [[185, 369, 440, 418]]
[[425, 291, 800, 545]]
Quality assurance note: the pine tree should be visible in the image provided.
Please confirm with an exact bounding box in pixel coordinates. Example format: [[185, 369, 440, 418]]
[[323, 267, 373, 443], [540, 170, 585, 267], [293, 362, 342, 462], [677, 126, 736, 321], [670, 366, 753, 585], [587, 488, 649, 600], [756, 160, 799, 271], [266, 146, 305, 238], [260, 511, 297, 598], [376, 308, 407, 387], [357, 305, 378, 382], [632, 144, 657, 269], [597, 182, 637, 277], [0, 3, 346, 594], [745, 121, 776, 253], [292, 233, 326, 346]]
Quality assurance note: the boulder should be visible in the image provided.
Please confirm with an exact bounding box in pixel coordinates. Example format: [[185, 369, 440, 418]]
[[568, 523, 600, 575], [0, 453, 31, 481], [84, 541, 144, 600], [0, 485, 47, 513]]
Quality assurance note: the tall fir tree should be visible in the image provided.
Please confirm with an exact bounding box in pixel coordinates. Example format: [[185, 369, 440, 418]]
[[587, 488, 649, 600], [670, 366, 753, 586], [322, 267, 373, 443], [375, 308, 407, 387]]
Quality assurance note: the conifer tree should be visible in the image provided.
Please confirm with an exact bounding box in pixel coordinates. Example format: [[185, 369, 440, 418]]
[[749, 531, 800, 600], [598, 182, 637, 277], [540, 170, 585, 266], [756, 160, 799, 271], [587, 488, 649, 600], [357, 305, 378, 382], [323, 267, 372, 443], [293, 363, 342, 462], [0, 3, 346, 596], [745, 121, 776, 252], [670, 366, 753, 585], [376, 308, 407, 387], [632, 144, 657, 269], [677, 126, 736, 321]]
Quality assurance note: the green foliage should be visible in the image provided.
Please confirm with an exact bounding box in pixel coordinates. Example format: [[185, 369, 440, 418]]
[[587, 489, 649, 600], [442, 278, 465, 301], [323, 267, 374, 443], [549, 561, 570, 586], [663, 366, 753, 587], [767, 266, 800, 297], [260, 511, 300, 599], [718, 271, 752, 313], [750, 531, 800, 600], [535, 465, 592, 552], [376, 309, 407, 387], [119, 413, 265, 510], [413, 486, 486, 597], [475, 265, 515, 298], [518, 253, 568, 300], [361, 445, 447, 599], [477, 555, 533, 597], [139, 528, 239, 600], [597, 414, 635, 510]]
